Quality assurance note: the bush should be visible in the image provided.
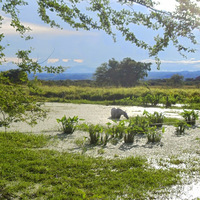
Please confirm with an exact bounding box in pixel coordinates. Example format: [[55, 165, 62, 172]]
[[82, 124, 108, 145], [106, 121, 126, 140], [124, 126, 139, 144], [130, 116, 149, 134], [175, 120, 189, 135], [180, 110, 199, 126], [57, 115, 80, 134], [143, 111, 165, 128], [146, 127, 164, 143]]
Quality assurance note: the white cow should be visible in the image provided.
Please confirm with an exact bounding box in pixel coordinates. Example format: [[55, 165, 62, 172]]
[[111, 108, 129, 119]]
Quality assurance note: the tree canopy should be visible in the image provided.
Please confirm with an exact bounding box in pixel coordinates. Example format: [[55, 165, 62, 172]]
[[94, 58, 151, 86], [168, 74, 184, 87]]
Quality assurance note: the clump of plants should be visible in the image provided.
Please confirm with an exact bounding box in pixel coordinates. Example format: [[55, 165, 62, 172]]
[[124, 126, 139, 144], [180, 109, 199, 126], [130, 115, 149, 134], [107, 120, 126, 140], [161, 95, 177, 108], [57, 115, 81, 134], [146, 127, 164, 143], [83, 124, 109, 146], [143, 93, 161, 107], [143, 110, 165, 128], [175, 120, 189, 135]]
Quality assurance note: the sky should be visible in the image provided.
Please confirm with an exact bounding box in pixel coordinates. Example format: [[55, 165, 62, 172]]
[[1, 0, 200, 73]]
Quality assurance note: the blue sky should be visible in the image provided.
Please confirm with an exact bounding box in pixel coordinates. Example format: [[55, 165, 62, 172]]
[[1, 0, 200, 73]]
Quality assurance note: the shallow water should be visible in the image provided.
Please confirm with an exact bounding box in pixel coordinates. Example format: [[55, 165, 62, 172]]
[[170, 181, 200, 200], [0, 103, 185, 133]]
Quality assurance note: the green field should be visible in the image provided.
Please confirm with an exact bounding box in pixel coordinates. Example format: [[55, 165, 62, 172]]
[[0, 132, 182, 199], [32, 85, 200, 109]]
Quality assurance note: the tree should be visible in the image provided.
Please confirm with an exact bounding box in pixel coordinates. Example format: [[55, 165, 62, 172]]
[[168, 74, 184, 87], [1, 69, 28, 84], [0, 82, 46, 132], [94, 58, 151, 87]]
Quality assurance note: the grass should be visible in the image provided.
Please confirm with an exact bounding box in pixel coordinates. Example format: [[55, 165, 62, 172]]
[[0, 131, 181, 199]]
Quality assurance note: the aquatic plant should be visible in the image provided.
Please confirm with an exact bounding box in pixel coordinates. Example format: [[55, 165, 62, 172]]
[[143, 110, 165, 128], [180, 109, 199, 126], [175, 120, 189, 135], [57, 115, 81, 134], [146, 127, 164, 143]]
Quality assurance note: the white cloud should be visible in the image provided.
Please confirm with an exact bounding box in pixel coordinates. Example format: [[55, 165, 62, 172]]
[[73, 59, 84, 63], [0, 56, 38, 64], [47, 58, 59, 63], [155, 0, 177, 12], [1, 16, 97, 36], [155, 0, 200, 12], [142, 58, 200, 65], [1, 57, 21, 63], [62, 59, 70, 62]]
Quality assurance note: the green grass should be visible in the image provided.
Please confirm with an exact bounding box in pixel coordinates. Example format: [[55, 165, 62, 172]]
[[0, 131, 181, 199]]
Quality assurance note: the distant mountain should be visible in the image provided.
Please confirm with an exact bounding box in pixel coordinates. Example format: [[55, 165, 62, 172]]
[[28, 73, 93, 80], [146, 71, 200, 80], [27, 71, 200, 81]]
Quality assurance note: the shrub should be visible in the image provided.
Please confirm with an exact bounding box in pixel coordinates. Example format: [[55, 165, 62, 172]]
[[83, 124, 105, 145], [180, 110, 199, 126], [124, 121, 142, 144], [143, 110, 165, 128], [130, 115, 149, 134], [144, 93, 160, 106], [175, 120, 189, 135], [107, 120, 126, 140], [161, 95, 177, 108], [146, 127, 164, 143], [124, 125, 146, 144], [57, 115, 80, 134]]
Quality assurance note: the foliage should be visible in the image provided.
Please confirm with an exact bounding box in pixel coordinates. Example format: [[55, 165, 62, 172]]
[[82, 123, 109, 145], [175, 120, 189, 135], [57, 115, 81, 134], [129, 116, 149, 134], [94, 58, 151, 87], [180, 109, 199, 126], [161, 95, 177, 108], [0, 69, 28, 84], [33, 85, 200, 110], [143, 110, 165, 128], [167, 74, 184, 87], [124, 126, 139, 144], [0, 131, 181, 199], [106, 120, 126, 140], [143, 93, 161, 106], [0, 79, 47, 132], [146, 127, 164, 143]]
